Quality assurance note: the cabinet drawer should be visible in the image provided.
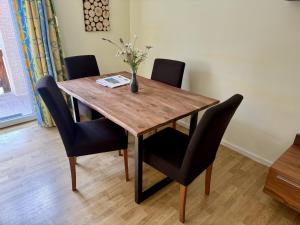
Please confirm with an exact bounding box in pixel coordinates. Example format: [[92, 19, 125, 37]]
[[264, 169, 300, 212]]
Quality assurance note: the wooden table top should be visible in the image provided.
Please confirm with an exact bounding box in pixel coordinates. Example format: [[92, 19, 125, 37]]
[[58, 71, 219, 136]]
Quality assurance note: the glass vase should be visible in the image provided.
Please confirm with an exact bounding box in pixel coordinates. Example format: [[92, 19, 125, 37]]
[[130, 70, 139, 93]]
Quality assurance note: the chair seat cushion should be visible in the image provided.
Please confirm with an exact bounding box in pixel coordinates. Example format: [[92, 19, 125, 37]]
[[143, 128, 189, 182], [71, 118, 127, 157]]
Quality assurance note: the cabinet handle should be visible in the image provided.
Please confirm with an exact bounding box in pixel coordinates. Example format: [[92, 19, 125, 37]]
[[277, 175, 300, 189]]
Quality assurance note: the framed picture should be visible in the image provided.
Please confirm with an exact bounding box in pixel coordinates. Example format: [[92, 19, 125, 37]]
[[82, 0, 110, 32]]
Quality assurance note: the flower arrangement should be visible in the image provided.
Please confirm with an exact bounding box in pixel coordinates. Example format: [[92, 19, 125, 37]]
[[102, 36, 152, 93], [102, 36, 152, 73]]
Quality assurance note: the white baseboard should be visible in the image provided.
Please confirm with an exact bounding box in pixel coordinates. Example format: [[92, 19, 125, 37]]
[[177, 120, 272, 167], [221, 140, 272, 167]]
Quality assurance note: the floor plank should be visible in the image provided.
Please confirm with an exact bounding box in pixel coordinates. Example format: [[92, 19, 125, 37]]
[[0, 122, 299, 225]]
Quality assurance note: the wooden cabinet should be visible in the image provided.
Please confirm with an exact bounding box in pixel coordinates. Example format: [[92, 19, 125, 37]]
[[264, 134, 300, 212]]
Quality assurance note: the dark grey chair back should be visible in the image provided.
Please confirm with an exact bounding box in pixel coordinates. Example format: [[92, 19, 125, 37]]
[[64, 55, 100, 80], [151, 58, 185, 88], [180, 94, 243, 185], [36, 76, 75, 154]]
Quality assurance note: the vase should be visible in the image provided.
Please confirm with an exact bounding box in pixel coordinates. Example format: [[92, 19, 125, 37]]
[[130, 71, 139, 93]]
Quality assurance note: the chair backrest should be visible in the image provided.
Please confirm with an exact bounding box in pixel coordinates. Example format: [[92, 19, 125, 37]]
[[151, 58, 185, 88], [180, 94, 243, 185], [64, 55, 100, 80], [36, 75, 75, 154]]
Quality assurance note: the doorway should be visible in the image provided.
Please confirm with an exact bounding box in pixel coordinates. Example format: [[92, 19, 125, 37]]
[[0, 0, 35, 128]]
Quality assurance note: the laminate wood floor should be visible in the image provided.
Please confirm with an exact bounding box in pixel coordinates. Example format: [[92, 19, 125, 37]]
[[0, 122, 299, 225]]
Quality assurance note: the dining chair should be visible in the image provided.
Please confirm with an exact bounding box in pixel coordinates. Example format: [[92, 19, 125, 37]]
[[37, 75, 129, 191], [142, 94, 243, 223], [64, 55, 102, 122], [151, 58, 185, 129]]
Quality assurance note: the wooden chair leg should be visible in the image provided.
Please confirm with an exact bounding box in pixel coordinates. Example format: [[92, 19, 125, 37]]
[[120, 131, 128, 156], [205, 163, 213, 195], [68, 157, 77, 191], [179, 185, 188, 223], [172, 121, 176, 129], [123, 149, 129, 181]]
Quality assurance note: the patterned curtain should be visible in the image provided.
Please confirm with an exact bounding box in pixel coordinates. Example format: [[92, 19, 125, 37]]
[[11, 0, 66, 127]]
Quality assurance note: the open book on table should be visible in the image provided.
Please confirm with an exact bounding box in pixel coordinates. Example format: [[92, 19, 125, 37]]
[[96, 75, 130, 88]]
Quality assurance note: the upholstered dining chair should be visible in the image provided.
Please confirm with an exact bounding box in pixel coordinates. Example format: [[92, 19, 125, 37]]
[[37, 75, 129, 191], [142, 94, 243, 223], [64, 55, 102, 122], [151, 58, 185, 129], [151, 58, 185, 88]]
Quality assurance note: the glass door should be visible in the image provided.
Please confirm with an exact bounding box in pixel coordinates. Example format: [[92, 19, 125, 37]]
[[0, 1, 35, 128], [0, 50, 11, 94]]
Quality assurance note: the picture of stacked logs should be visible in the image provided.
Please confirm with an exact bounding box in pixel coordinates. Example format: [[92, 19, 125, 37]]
[[83, 0, 110, 32]]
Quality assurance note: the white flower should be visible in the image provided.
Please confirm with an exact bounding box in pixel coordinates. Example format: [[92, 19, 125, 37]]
[[102, 36, 153, 72]]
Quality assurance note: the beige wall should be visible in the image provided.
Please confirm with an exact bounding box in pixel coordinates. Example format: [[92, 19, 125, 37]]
[[52, 0, 300, 164], [53, 0, 130, 74], [130, 0, 300, 164]]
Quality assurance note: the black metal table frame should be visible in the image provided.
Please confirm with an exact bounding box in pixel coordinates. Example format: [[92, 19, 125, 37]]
[[134, 112, 198, 204]]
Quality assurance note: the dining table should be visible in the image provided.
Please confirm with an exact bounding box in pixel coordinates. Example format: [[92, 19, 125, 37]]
[[58, 71, 219, 204]]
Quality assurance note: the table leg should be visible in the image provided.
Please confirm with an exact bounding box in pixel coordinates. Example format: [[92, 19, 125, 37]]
[[134, 113, 198, 204], [189, 112, 198, 139], [72, 97, 80, 122], [134, 135, 172, 204], [135, 135, 143, 204]]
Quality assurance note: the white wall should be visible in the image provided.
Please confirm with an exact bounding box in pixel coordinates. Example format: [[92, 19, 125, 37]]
[[53, 0, 130, 74], [52, 0, 300, 164], [129, 0, 300, 164]]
